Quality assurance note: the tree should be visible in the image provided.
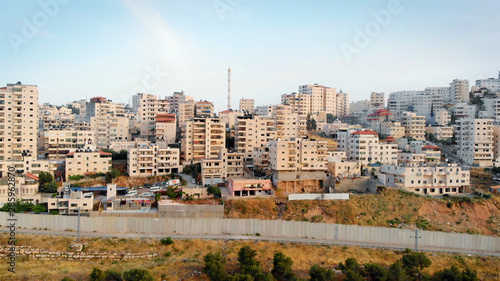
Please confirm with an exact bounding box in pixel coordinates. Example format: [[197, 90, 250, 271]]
[[203, 252, 227, 281], [103, 269, 123, 281], [431, 265, 461, 281], [110, 168, 121, 178], [225, 274, 255, 281], [39, 171, 54, 187], [271, 252, 296, 281], [90, 268, 104, 281], [61, 278, 76, 281], [105, 172, 113, 184], [207, 185, 222, 199], [326, 114, 335, 124], [387, 260, 410, 281], [401, 252, 432, 280], [40, 181, 58, 193], [32, 204, 46, 214], [345, 269, 365, 281], [309, 264, 335, 281], [339, 258, 363, 276], [364, 263, 388, 281], [238, 246, 259, 267], [306, 114, 317, 131], [122, 268, 154, 281]]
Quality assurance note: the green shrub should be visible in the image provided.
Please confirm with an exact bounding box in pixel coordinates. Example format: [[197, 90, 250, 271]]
[[161, 237, 174, 245], [446, 202, 453, 208]]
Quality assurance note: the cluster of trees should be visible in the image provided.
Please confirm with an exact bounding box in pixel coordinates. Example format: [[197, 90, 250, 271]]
[[101, 149, 128, 160], [204, 247, 479, 281], [39, 171, 58, 193], [0, 200, 46, 213], [183, 163, 201, 181], [306, 114, 317, 131], [60, 267, 154, 281]]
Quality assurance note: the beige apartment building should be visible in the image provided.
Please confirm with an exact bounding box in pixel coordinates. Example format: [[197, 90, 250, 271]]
[[128, 145, 181, 177], [219, 110, 243, 129], [275, 104, 307, 140], [255, 105, 276, 117], [0, 82, 39, 161], [281, 92, 311, 116], [381, 121, 405, 139], [39, 129, 95, 160], [135, 93, 171, 136], [426, 125, 453, 140], [0, 174, 41, 207], [0, 157, 57, 178], [155, 113, 176, 143], [181, 117, 225, 163], [434, 108, 451, 126], [347, 130, 398, 165], [450, 79, 469, 104], [90, 114, 130, 149], [401, 111, 426, 140], [370, 92, 385, 110], [48, 191, 94, 215], [457, 118, 493, 167], [381, 163, 470, 195], [85, 97, 125, 122], [269, 138, 327, 185], [201, 148, 245, 185], [239, 98, 255, 114], [299, 84, 337, 114], [235, 115, 275, 161], [195, 101, 214, 118], [178, 100, 195, 127], [337, 91, 350, 117], [166, 91, 194, 112], [327, 159, 360, 177], [65, 142, 112, 180]]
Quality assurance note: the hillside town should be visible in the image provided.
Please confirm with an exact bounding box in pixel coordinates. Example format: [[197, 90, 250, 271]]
[[1, 71, 499, 214]]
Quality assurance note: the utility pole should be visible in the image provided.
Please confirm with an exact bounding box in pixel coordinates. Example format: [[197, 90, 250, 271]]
[[410, 229, 421, 251], [77, 207, 81, 243]]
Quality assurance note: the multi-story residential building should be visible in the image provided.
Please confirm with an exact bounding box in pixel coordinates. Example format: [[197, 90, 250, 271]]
[[370, 92, 385, 110], [401, 111, 426, 140], [456, 118, 493, 167], [380, 121, 405, 139], [281, 92, 311, 116], [492, 125, 500, 166], [65, 145, 112, 180], [450, 103, 476, 120], [0, 82, 39, 161], [239, 98, 255, 114], [366, 109, 394, 132], [155, 113, 176, 143], [39, 129, 95, 160], [476, 72, 500, 93], [327, 159, 360, 177], [336, 91, 349, 117], [426, 125, 454, 140], [434, 108, 451, 125], [108, 138, 151, 153], [388, 91, 422, 117], [450, 79, 470, 104], [349, 100, 371, 116], [166, 91, 194, 113], [178, 100, 195, 126], [48, 191, 94, 215], [181, 117, 225, 163], [85, 97, 125, 122], [235, 115, 276, 161], [253, 146, 270, 170], [381, 163, 469, 195], [274, 104, 307, 140], [269, 138, 328, 186], [219, 110, 243, 129], [90, 114, 131, 149], [299, 84, 337, 114], [346, 130, 398, 165], [424, 87, 448, 110], [0, 174, 41, 207], [0, 157, 57, 178], [255, 105, 276, 117], [201, 148, 244, 185], [127, 145, 181, 177], [195, 101, 214, 118], [134, 93, 171, 137]]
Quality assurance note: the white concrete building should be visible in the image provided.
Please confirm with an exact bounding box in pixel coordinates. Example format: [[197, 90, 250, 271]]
[[128, 145, 181, 177], [235, 115, 275, 161], [401, 112, 426, 141], [181, 117, 225, 163], [346, 130, 398, 165], [450, 79, 470, 104], [476, 73, 500, 93], [201, 148, 244, 185], [456, 118, 493, 167]]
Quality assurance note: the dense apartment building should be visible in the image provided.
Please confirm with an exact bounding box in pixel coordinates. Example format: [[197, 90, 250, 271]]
[[219, 110, 242, 129], [381, 163, 470, 195], [370, 92, 385, 110], [0, 82, 39, 161], [201, 148, 245, 185], [39, 129, 95, 160], [48, 191, 94, 215], [346, 130, 398, 165], [0, 174, 41, 207], [127, 145, 181, 177], [298, 84, 337, 114], [450, 103, 476, 120], [269, 138, 327, 185], [166, 91, 194, 112], [401, 111, 426, 140], [85, 97, 125, 122], [195, 101, 214, 118], [235, 115, 275, 161], [450, 79, 470, 104], [476, 73, 500, 93], [134, 93, 171, 136], [274, 104, 307, 140], [155, 113, 176, 143], [178, 100, 195, 126], [90, 114, 131, 149], [0, 156, 57, 178], [388, 91, 421, 117], [434, 108, 451, 125], [456, 118, 493, 167], [336, 91, 349, 117], [181, 117, 225, 163], [426, 125, 453, 140], [65, 148, 112, 180], [255, 105, 276, 117], [239, 98, 255, 114]]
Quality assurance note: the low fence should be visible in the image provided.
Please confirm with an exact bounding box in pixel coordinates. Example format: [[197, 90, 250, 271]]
[[1, 213, 498, 253], [288, 193, 349, 200]]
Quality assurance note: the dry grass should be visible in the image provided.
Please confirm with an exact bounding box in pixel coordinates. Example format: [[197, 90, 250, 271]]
[[224, 189, 500, 236], [0, 234, 498, 280]]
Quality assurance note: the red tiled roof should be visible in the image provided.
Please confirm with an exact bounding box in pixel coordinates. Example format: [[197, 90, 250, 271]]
[[100, 151, 112, 156], [351, 130, 378, 135], [67, 152, 75, 156], [422, 145, 440, 150], [84, 172, 96, 175], [219, 110, 232, 113], [197, 101, 213, 104], [26, 173, 39, 181]]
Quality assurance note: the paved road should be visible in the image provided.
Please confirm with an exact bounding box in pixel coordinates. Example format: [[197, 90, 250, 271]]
[[1, 228, 498, 257]]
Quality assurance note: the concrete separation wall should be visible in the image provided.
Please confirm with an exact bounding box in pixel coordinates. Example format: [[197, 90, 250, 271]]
[[2, 213, 498, 253], [158, 205, 224, 218], [288, 193, 349, 200]]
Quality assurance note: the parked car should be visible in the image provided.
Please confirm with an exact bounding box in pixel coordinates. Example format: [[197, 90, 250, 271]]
[[141, 192, 154, 197], [192, 179, 196, 184], [150, 186, 162, 192], [144, 184, 152, 188], [125, 190, 138, 196]]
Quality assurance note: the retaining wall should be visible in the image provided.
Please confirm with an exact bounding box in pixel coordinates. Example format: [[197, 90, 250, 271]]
[[1, 213, 498, 253]]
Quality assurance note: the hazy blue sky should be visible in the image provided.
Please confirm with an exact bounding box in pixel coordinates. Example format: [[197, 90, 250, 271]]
[[1, 0, 499, 112]]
